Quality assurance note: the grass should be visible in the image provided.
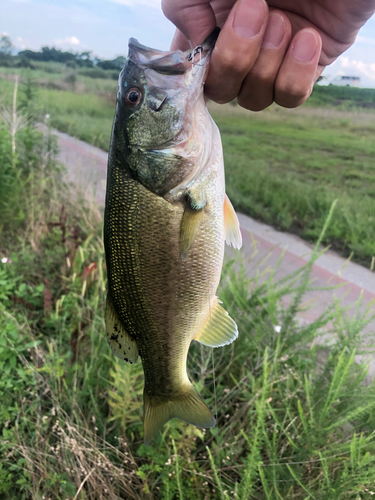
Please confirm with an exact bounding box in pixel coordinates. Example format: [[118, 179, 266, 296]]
[[1, 68, 374, 265], [308, 85, 375, 109], [0, 70, 116, 150], [1, 105, 375, 498], [211, 103, 375, 266]]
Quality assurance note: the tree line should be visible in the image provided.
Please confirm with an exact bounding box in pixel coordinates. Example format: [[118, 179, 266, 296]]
[[0, 35, 126, 70]]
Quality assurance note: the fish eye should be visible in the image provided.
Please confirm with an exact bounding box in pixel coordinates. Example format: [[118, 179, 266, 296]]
[[125, 87, 142, 107]]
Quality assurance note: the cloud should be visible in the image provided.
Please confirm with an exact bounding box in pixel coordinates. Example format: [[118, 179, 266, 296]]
[[108, 0, 161, 8], [51, 35, 95, 53], [54, 36, 80, 46], [338, 56, 375, 83], [356, 35, 375, 46], [15, 36, 26, 49]]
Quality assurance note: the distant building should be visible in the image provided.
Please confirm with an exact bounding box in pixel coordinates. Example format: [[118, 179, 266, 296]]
[[316, 76, 361, 87]]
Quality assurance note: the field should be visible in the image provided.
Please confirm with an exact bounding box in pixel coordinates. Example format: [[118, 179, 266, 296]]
[[1, 66, 375, 266], [216, 104, 375, 266], [1, 112, 375, 498]]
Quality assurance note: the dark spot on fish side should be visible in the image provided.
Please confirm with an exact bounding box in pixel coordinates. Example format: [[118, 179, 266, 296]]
[[158, 356, 161, 359], [110, 333, 119, 342], [114, 324, 119, 332], [124, 358, 128, 362], [119, 343, 122, 350]]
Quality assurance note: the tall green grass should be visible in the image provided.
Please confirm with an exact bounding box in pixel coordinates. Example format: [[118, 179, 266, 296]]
[[211, 104, 375, 266]]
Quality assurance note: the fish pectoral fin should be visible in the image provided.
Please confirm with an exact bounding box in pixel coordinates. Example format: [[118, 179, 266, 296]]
[[143, 385, 215, 445], [180, 196, 206, 261], [105, 294, 139, 364], [224, 194, 242, 249], [194, 296, 238, 347]]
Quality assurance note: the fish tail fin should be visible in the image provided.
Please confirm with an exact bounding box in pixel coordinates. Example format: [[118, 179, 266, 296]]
[[143, 385, 216, 445]]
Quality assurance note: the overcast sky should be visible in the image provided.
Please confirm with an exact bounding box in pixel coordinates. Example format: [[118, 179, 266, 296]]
[[1, 0, 375, 87]]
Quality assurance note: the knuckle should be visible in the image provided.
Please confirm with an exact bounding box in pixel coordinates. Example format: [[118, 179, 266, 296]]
[[250, 68, 276, 89], [237, 93, 273, 112], [276, 80, 311, 103], [237, 72, 275, 111], [206, 88, 236, 105], [214, 46, 255, 77]]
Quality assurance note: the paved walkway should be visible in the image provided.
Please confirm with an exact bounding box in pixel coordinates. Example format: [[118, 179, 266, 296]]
[[42, 125, 375, 370]]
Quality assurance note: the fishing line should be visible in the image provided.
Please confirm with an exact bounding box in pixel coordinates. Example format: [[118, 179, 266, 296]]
[[211, 347, 218, 422], [187, 45, 205, 77], [186, 45, 203, 63]]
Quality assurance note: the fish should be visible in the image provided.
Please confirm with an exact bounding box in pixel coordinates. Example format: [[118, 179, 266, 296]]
[[104, 28, 242, 445]]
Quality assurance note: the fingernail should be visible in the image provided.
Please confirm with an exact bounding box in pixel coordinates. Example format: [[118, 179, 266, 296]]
[[233, 0, 267, 39], [262, 12, 285, 49], [291, 30, 318, 63]]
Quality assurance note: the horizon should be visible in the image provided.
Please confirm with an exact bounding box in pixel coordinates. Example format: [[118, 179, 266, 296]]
[[1, 0, 375, 88]]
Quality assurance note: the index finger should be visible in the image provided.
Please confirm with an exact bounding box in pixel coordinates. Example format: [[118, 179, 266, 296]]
[[162, 0, 217, 46]]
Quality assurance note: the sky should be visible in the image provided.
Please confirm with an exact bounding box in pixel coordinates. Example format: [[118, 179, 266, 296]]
[[1, 0, 375, 87]]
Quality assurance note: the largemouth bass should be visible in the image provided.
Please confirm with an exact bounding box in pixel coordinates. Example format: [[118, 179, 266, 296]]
[[104, 29, 242, 445]]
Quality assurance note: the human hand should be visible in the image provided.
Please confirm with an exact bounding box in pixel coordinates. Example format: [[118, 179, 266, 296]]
[[162, 0, 375, 110]]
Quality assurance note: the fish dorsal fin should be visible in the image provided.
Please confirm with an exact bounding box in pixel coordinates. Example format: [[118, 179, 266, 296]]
[[194, 296, 238, 347], [224, 194, 242, 249], [180, 198, 206, 261], [106, 294, 138, 364], [143, 384, 215, 445]]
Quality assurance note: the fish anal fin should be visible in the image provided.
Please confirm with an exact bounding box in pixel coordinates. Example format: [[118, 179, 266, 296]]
[[180, 198, 206, 261], [194, 296, 238, 347], [106, 294, 138, 364], [224, 194, 242, 249], [143, 385, 215, 445]]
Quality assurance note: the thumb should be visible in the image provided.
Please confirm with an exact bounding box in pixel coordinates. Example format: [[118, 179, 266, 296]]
[[162, 0, 217, 46]]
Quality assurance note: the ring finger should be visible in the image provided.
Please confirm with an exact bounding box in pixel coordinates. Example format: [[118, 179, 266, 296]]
[[237, 10, 292, 111], [205, 0, 269, 104]]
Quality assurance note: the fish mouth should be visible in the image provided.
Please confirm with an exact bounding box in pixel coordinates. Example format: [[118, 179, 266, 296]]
[[127, 28, 220, 79]]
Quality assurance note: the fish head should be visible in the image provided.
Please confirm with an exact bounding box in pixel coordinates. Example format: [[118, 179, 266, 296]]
[[113, 29, 219, 195]]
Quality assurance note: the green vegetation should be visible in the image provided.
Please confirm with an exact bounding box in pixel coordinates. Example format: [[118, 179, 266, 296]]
[[1, 106, 375, 498], [0, 34, 126, 72], [0, 72, 116, 150], [309, 85, 375, 109], [213, 103, 375, 267]]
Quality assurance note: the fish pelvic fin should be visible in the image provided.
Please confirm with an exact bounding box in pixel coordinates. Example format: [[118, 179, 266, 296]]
[[194, 296, 238, 348], [224, 194, 242, 249], [143, 385, 215, 445], [106, 293, 139, 364]]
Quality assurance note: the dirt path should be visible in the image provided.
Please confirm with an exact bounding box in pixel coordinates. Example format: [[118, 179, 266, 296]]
[[44, 125, 375, 371]]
